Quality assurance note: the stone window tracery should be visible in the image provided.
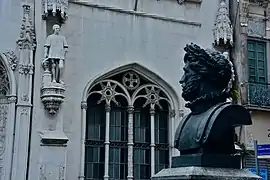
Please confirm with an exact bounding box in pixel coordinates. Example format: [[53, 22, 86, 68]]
[[0, 60, 10, 97], [85, 70, 174, 180]]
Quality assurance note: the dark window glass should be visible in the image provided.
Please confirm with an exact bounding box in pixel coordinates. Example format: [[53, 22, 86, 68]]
[[109, 105, 128, 180], [85, 102, 105, 180]]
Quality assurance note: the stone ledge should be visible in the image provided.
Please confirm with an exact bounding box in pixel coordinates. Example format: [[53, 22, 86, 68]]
[[70, 1, 201, 27], [152, 166, 262, 180]]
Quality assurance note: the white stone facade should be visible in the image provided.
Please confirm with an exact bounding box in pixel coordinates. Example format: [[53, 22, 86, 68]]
[[0, 0, 236, 180]]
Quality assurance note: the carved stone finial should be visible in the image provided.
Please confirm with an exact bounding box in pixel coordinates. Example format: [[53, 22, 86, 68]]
[[16, 4, 36, 50], [213, 0, 233, 48], [42, 0, 68, 21]]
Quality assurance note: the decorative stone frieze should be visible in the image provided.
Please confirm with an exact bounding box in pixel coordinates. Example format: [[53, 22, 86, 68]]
[[213, 0, 233, 48], [42, 0, 68, 21], [18, 63, 34, 75]]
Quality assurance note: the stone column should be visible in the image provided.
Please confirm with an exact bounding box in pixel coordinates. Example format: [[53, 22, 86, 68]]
[[169, 110, 176, 167], [150, 106, 155, 177], [79, 101, 87, 180], [104, 104, 111, 180], [12, 4, 36, 180], [127, 106, 134, 180]]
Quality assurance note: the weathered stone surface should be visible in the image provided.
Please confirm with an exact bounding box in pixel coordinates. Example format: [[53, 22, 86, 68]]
[[152, 166, 262, 180]]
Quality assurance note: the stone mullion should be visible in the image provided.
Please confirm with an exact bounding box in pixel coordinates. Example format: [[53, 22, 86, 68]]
[[79, 101, 87, 180], [169, 110, 176, 168], [150, 106, 156, 177], [104, 104, 111, 180], [127, 106, 134, 180]]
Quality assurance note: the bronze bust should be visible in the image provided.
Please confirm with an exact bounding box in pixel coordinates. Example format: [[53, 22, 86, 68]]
[[174, 44, 252, 161]]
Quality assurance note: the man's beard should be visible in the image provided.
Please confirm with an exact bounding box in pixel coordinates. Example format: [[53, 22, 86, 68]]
[[181, 75, 201, 102]]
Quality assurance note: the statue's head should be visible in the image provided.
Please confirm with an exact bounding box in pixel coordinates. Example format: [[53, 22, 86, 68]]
[[53, 24, 60, 34], [180, 43, 234, 109]]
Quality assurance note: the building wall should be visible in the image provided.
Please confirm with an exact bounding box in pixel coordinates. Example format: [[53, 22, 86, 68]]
[[28, 0, 221, 179], [231, 0, 270, 149], [0, 0, 22, 52], [247, 111, 270, 145]]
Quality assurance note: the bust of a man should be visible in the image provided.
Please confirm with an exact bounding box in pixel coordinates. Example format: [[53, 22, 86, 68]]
[[174, 43, 252, 156]]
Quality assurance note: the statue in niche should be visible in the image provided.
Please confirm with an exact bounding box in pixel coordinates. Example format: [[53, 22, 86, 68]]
[[174, 44, 252, 167], [43, 24, 68, 84]]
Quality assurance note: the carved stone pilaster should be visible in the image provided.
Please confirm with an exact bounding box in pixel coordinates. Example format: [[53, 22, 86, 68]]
[[42, 0, 68, 21], [16, 4, 36, 50]]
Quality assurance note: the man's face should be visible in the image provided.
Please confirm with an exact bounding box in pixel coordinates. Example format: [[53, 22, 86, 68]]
[[179, 63, 201, 102], [54, 26, 60, 34]]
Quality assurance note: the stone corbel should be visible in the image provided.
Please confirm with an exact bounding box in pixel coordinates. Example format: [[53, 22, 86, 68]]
[[40, 84, 65, 115], [42, 0, 68, 21]]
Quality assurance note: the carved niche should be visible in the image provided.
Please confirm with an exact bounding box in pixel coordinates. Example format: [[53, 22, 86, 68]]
[[42, 0, 68, 21], [41, 25, 67, 115]]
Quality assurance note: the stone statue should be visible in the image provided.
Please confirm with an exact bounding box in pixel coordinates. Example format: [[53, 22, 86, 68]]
[[174, 43, 252, 159], [43, 24, 68, 84]]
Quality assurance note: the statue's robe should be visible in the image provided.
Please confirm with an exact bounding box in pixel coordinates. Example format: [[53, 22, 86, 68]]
[[174, 102, 252, 155]]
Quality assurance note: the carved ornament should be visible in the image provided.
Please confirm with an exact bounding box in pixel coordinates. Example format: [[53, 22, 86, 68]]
[[18, 63, 34, 75], [16, 4, 36, 50], [122, 72, 140, 90], [248, 0, 269, 7], [0, 61, 10, 96], [213, 0, 233, 48], [3, 51, 17, 71], [42, 0, 68, 21], [40, 83, 65, 115]]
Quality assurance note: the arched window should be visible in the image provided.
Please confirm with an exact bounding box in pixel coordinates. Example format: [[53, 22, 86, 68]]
[[85, 70, 174, 180]]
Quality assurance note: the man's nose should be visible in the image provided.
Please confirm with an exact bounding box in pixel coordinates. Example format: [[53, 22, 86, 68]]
[[179, 75, 185, 84]]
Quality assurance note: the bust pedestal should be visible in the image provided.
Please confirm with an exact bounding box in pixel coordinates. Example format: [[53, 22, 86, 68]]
[[151, 166, 261, 180], [152, 154, 262, 180]]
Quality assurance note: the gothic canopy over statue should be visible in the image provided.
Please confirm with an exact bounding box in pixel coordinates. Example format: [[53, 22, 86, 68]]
[[174, 43, 252, 158]]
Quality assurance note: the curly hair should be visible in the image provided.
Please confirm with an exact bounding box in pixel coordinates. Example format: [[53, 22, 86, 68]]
[[184, 43, 232, 92]]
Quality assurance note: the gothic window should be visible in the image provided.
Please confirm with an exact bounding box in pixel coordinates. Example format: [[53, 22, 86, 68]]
[[85, 70, 173, 180]]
